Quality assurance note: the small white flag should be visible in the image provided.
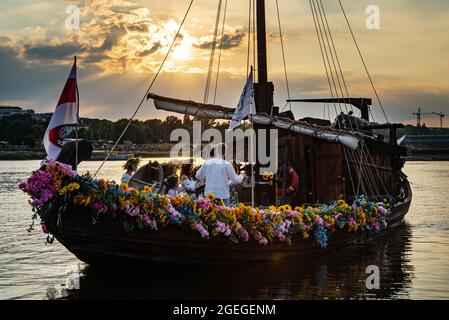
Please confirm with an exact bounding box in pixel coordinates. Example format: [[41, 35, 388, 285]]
[[228, 67, 256, 131]]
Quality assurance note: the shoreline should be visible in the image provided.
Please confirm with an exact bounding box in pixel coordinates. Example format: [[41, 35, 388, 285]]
[[0, 150, 171, 160]]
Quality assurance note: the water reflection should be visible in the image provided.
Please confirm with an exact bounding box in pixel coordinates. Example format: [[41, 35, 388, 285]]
[[61, 224, 414, 300]]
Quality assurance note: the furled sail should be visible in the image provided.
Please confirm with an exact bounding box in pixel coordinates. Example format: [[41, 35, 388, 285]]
[[147, 93, 361, 150]]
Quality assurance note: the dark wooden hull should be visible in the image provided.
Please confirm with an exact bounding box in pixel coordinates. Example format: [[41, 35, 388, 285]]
[[45, 181, 412, 266]]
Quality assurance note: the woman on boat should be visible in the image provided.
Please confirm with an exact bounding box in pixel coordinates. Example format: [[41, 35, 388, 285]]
[[165, 175, 180, 197], [195, 143, 246, 206], [179, 163, 197, 193], [121, 158, 140, 183]]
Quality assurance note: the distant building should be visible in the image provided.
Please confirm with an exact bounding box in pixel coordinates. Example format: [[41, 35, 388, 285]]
[[32, 112, 53, 123], [0, 106, 35, 118]]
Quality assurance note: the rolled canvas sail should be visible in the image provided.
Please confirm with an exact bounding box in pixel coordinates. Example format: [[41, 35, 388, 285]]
[[148, 93, 360, 150]]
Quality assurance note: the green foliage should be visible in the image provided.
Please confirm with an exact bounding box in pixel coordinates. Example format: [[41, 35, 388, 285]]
[[0, 114, 230, 147]]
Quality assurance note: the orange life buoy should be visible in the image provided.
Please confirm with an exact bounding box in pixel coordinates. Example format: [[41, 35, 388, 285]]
[[276, 164, 299, 197]]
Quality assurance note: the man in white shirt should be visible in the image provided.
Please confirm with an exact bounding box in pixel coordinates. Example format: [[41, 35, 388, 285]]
[[195, 143, 245, 206]]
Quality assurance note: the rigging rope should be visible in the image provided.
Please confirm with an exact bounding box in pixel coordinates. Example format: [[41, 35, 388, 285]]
[[275, 0, 292, 111], [203, 0, 222, 104], [318, 0, 353, 113], [252, 0, 256, 80], [310, 0, 364, 198], [321, 0, 389, 198], [318, 0, 364, 196], [213, 0, 228, 105], [338, 0, 389, 123], [309, 0, 339, 118], [246, 0, 252, 77], [93, 0, 194, 177], [316, 0, 348, 115], [314, 0, 347, 114]]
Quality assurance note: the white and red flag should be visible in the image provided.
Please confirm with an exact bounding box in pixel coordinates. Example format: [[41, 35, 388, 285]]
[[43, 57, 79, 161]]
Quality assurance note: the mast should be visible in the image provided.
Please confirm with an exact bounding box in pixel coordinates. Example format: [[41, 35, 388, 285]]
[[254, 0, 275, 206], [256, 0, 267, 86], [254, 0, 274, 116]]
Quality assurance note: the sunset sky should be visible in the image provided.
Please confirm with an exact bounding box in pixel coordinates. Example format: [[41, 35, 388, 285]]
[[0, 0, 448, 126]]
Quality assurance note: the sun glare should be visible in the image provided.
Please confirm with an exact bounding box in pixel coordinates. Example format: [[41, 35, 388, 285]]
[[172, 37, 193, 60]]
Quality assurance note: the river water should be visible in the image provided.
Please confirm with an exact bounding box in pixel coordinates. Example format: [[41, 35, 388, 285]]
[[0, 160, 448, 300]]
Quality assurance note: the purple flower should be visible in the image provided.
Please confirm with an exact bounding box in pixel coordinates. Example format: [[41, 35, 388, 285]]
[[258, 237, 268, 245], [141, 215, 158, 230], [19, 170, 56, 208], [194, 223, 209, 238], [315, 215, 324, 226], [124, 202, 140, 216], [92, 201, 108, 215]]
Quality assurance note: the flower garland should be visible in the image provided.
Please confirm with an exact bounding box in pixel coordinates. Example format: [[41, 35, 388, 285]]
[[19, 161, 391, 248]]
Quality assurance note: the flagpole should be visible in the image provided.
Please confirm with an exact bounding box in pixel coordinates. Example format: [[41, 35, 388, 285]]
[[74, 56, 79, 171], [250, 113, 255, 208], [249, 66, 255, 208]]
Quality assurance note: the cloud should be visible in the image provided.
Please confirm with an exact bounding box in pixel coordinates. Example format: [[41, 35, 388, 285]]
[[138, 42, 162, 57], [1, 0, 449, 126], [24, 42, 84, 60], [193, 30, 245, 50]]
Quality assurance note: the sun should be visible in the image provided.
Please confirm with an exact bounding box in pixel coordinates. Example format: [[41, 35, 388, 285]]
[[156, 20, 194, 61], [172, 37, 194, 61]]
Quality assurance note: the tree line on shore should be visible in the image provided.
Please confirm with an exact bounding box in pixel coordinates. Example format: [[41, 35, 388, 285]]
[[0, 114, 228, 148]]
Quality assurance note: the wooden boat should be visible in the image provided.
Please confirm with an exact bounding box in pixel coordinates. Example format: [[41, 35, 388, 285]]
[[43, 179, 411, 265], [30, 0, 413, 266]]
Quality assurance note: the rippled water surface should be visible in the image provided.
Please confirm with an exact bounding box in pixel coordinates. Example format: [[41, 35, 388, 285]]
[[0, 160, 448, 299]]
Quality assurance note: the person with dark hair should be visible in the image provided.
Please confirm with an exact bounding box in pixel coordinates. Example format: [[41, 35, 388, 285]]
[[195, 143, 246, 206], [165, 174, 180, 197], [121, 158, 140, 183]]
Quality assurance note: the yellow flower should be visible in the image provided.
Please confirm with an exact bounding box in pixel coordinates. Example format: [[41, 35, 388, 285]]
[[66, 182, 80, 192], [118, 196, 126, 210], [120, 183, 129, 192], [99, 179, 108, 190], [206, 193, 216, 201], [73, 194, 91, 206], [143, 185, 152, 194]]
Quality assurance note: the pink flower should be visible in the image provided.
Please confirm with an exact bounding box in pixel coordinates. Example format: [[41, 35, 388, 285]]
[[236, 222, 249, 241], [141, 215, 158, 230], [19, 170, 56, 208], [92, 201, 108, 215], [197, 198, 209, 209], [315, 215, 324, 226], [124, 202, 140, 216], [167, 205, 180, 218], [194, 223, 209, 238], [214, 221, 231, 236]]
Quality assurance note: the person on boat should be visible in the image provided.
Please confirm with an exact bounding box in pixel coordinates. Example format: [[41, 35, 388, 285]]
[[179, 163, 197, 193], [165, 174, 180, 197], [195, 143, 246, 206], [121, 158, 140, 183]]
